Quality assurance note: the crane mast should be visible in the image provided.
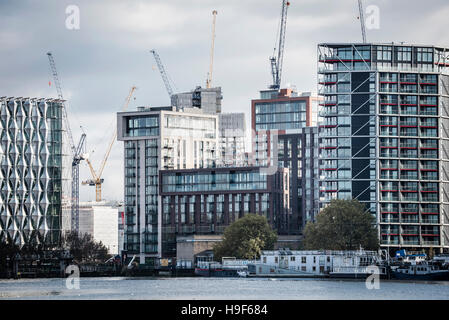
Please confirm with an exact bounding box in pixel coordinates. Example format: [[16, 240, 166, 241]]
[[82, 86, 137, 202], [47, 52, 85, 233], [269, 1, 290, 90], [206, 10, 218, 89], [150, 49, 175, 99], [358, 0, 367, 43]]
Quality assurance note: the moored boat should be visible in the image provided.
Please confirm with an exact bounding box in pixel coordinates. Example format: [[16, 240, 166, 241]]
[[392, 261, 449, 281]]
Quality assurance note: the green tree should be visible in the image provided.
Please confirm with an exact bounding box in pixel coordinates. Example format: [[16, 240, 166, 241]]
[[213, 214, 277, 261], [62, 231, 110, 263], [303, 199, 379, 250]]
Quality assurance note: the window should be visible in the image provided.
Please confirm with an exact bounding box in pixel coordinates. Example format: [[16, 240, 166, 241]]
[[301, 256, 306, 263]]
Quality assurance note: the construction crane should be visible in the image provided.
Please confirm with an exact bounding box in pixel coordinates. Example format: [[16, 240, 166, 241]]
[[206, 10, 218, 89], [357, 0, 367, 43], [47, 52, 86, 232], [269, 1, 290, 90], [72, 133, 86, 230], [150, 49, 176, 100], [82, 86, 137, 202]]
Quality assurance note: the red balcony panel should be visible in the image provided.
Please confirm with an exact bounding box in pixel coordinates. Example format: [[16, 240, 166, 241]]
[[401, 212, 418, 215], [421, 212, 439, 215], [422, 234, 439, 237], [319, 103, 337, 106], [381, 211, 399, 214], [319, 82, 337, 85], [400, 82, 417, 85]]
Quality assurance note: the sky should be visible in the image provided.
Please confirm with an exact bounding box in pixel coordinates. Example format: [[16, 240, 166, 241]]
[[1, 0, 448, 202]]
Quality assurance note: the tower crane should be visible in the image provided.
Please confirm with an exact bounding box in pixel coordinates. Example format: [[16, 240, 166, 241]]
[[47, 52, 87, 233], [82, 86, 137, 202], [269, 1, 290, 90], [150, 49, 176, 100], [357, 0, 367, 43], [206, 10, 218, 89]]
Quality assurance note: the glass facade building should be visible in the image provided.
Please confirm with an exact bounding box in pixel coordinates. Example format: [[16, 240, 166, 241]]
[[0, 97, 63, 246], [251, 89, 320, 234], [317, 43, 449, 253], [159, 167, 290, 257], [117, 107, 218, 264]]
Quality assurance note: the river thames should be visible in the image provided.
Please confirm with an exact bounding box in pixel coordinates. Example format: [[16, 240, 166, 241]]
[[2, 277, 449, 299]]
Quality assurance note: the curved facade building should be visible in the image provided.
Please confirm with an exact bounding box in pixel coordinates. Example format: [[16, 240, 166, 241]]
[[0, 97, 64, 246]]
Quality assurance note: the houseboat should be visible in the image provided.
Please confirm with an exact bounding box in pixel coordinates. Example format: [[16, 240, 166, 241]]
[[248, 248, 387, 278]]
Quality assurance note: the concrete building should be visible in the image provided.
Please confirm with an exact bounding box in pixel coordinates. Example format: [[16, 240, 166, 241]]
[[251, 88, 321, 234], [118, 204, 125, 254], [217, 113, 247, 167], [171, 86, 223, 114], [317, 43, 449, 253], [158, 166, 290, 258], [117, 106, 219, 264], [0, 97, 64, 246], [78, 202, 119, 254]]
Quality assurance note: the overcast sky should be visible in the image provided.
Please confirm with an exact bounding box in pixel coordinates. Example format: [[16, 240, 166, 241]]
[[1, 0, 448, 202]]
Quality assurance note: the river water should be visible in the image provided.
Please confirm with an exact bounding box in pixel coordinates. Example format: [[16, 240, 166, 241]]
[[1, 277, 449, 300]]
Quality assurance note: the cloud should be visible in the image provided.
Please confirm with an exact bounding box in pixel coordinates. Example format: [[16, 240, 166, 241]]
[[1, 0, 449, 201]]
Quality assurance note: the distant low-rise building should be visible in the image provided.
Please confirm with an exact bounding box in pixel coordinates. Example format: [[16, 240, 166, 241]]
[[79, 202, 119, 254]]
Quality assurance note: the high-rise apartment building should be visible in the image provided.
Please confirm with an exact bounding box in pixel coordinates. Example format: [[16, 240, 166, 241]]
[[0, 97, 64, 246], [251, 88, 320, 234], [317, 43, 449, 253], [117, 106, 218, 264], [158, 166, 290, 257]]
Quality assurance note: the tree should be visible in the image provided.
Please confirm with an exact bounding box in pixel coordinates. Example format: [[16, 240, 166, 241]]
[[303, 199, 379, 250], [213, 214, 277, 261], [62, 231, 110, 263]]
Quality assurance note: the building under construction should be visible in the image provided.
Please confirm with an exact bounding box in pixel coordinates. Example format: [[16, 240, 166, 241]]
[[171, 86, 223, 114]]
